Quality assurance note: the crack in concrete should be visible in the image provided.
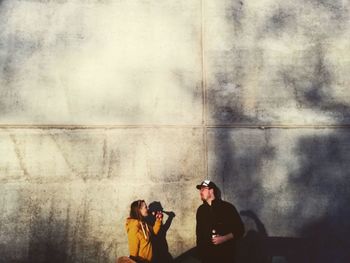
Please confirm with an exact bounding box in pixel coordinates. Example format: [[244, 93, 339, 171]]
[[9, 134, 29, 178]]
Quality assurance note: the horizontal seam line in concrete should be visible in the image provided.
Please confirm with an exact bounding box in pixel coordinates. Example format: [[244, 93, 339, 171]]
[[1, 124, 350, 129], [0, 124, 204, 129], [206, 124, 350, 129]]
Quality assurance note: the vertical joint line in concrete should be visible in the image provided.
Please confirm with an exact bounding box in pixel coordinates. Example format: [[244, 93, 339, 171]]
[[201, 0, 209, 180], [203, 125, 209, 180], [201, 0, 207, 126]]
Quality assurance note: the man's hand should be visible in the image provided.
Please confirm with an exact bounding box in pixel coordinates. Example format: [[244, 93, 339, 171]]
[[155, 211, 163, 220], [212, 233, 234, 245]]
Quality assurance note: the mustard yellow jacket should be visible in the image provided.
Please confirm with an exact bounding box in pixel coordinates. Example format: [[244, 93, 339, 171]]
[[126, 218, 161, 263]]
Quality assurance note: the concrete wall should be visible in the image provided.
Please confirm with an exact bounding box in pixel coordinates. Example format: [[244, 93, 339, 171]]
[[0, 0, 349, 262]]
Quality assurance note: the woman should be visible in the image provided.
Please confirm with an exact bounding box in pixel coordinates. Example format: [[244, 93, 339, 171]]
[[126, 200, 163, 263]]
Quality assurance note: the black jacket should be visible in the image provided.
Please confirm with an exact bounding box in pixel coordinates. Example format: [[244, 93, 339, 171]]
[[196, 199, 244, 262]]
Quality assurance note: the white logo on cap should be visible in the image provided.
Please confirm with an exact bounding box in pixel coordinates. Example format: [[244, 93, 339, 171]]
[[203, 180, 210, 186]]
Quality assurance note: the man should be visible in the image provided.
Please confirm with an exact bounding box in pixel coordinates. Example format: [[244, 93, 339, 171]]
[[196, 180, 244, 263]]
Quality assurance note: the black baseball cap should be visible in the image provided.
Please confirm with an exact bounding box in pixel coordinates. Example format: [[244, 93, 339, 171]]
[[196, 180, 217, 190]]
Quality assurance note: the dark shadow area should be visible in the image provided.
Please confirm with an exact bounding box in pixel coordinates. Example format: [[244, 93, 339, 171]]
[[174, 247, 199, 263], [26, 218, 70, 263], [0, 199, 112, 263], [208, 55, 350, 261], [264, 237, 312, 263], [3, 203, 72, 263], [146, 201, 176, 263], [288, 132, 350, 263], [174, 240, 312, 263], [235, 210, 270, 263], [174, 211, 313, 263], [211, 129, 350, 263], [237, 210, 314, 263], [211, 128, 276, 214]]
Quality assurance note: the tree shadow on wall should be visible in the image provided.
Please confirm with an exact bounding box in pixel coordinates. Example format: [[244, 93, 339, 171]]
[[230, 131, 350, 263], [276, 43, 350, 262], [203, 16, 350, 262], [209, 94, 350, 263], [146, 201, 176, 263]]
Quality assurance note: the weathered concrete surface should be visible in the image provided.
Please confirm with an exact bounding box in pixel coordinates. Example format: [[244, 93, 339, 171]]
[[0, 0, 202, 124], [205, 0, 350, 124], [0, 0, 350, 262], [0, 129, 204, 262], [208, 128, 350, 261]]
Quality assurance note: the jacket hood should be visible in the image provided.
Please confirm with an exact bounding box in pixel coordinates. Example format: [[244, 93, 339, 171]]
[[126, 218, 139, 233], [126, 218, 150, 240]]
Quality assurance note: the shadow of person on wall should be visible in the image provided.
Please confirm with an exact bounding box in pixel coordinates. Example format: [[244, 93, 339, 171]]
[[146, 201, 176, 263], [173, 209, 314, 263], [236, 210, 271, 263], [237, 210, 313, 263]]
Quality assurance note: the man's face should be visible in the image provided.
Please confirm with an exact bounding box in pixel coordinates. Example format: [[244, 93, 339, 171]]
[[200, 186, 213, 201]]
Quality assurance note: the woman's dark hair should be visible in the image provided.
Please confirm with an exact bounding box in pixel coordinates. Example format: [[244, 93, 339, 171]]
[[129, 200, 145, 220]]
